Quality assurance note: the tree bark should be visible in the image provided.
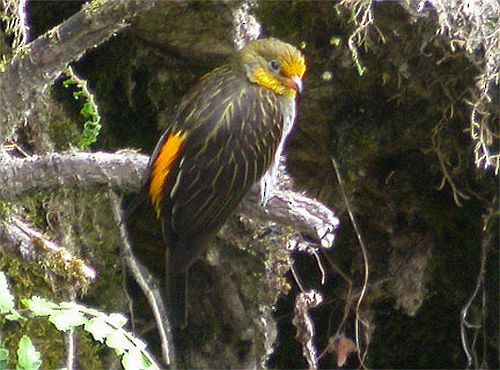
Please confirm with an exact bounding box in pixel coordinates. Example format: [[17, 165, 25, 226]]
[[0, 152, 338, 246], [0, 0, 173, 143]]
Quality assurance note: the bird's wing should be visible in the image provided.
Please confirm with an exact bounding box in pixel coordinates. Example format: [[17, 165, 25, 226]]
[[159, 68, 286, 247]]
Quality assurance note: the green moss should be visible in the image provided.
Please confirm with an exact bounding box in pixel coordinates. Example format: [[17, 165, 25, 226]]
[[19, 193, 50, 230], [0, 202, 12, 221], [13, 44, 31, 59], [46, 115, 82, 151], [0, 189, 124, 368], [2, 318, 65, 369], [0, 251, 62, 368], [0, 230, 111, 369], [0, 251, 55, 299], [76, 331, 107, 370], [63, 191, 126, 313], [219, 219, 295, 315]]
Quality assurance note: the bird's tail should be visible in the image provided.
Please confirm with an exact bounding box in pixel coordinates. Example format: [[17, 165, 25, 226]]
[[164, 236, 211, 328], [165, 246, 189, 329], [123, 188, 148, 223], [122, 175, 155, 233]]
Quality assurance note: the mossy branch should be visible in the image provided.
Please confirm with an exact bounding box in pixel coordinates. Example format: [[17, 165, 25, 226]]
[[0, 150, 338, 367], [0, 0, 169, 144], [0, 217, 97, 288]]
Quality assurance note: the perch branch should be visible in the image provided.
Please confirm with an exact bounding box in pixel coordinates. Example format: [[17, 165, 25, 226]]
[[0, 0, 169, 143], [239, 157, 339, 249], [0, 151, 148, 201], [0, 152, 339, 249]]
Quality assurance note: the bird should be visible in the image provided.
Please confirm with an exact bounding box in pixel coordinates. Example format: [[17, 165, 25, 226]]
[[131, 37, 306, 325]]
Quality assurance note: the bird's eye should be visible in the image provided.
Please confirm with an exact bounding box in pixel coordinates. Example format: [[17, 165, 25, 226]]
[[269, 60, 280, 72]]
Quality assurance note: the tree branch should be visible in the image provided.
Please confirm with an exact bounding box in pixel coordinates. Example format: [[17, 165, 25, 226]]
[[109, 191, 176, 368], [0, 216, 97, 285], [0, 0, 173, 143], [0, 151, 148, 201], [0, 152, 338, 247], [240, 158, 339, 249]]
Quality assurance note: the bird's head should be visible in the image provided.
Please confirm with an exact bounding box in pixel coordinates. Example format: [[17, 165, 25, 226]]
[[239, 38, 306, 98]]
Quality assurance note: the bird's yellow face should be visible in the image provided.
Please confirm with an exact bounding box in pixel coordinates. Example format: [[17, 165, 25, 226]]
[[240, 38, 306, 98]]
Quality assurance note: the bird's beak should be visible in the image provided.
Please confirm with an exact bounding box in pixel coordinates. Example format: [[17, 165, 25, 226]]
[[290, 76, 303, 94]]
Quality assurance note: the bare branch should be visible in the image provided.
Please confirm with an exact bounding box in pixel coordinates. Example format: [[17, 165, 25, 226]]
[[292, 290, 323, 370], [239, 158, 339, 250], [0, 0, 171, 143], [0, 151, 148, 201], [109, 191, 176, 368]]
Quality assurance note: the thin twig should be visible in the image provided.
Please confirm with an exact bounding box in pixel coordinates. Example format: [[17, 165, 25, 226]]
[[65, 286, 78, 370], [290, 262, 306, 292], [65, 328, 76, 370], [460, 206, 495, 368], [313, 251, 327, 285], [331, 157, 370, 368], [108, 191, 176, 368], [322, 252, 354, 339], [431, 97, 471, 207]]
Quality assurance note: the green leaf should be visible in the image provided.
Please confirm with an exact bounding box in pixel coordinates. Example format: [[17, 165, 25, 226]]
[[22, 296, 57, 316], [58, 301, 81, 310], [0, 272, 15, 314], [105, 331, 134, 355], [5, 312, 23, 321], [0, 272, 22, 321], [132, 337, 147, 351], [84, 317, 114, 343], [48, 310, 87, 331], [62, 79, 77, 88], [0, 347, 9, 370], [81, 102, 95, 118], [121, 348, 150, 370], [16, 336, 41, 370], [107, 313, 127, 328]]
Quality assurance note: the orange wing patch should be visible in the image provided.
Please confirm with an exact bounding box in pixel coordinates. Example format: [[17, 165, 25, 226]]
[[149, 131, 187, 217]]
